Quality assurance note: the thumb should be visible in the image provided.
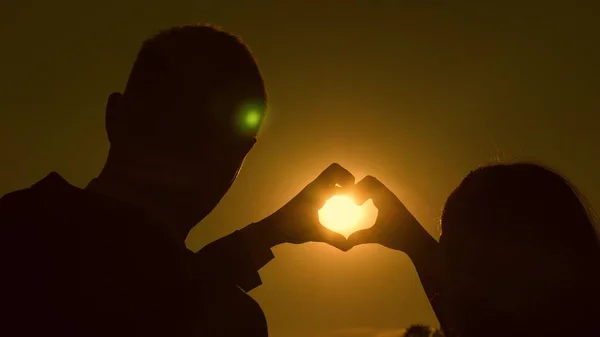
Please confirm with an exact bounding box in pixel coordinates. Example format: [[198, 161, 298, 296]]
[[347, 228, 378, 248], [318, 227, 351, 251]]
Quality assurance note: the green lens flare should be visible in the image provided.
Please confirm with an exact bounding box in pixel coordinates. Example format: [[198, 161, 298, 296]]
[[244, 110, 261, 128], [235, 102, 265, 136]]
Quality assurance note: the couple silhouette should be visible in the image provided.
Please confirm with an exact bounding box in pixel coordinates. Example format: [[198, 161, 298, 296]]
[[1, 24, 598, 337]]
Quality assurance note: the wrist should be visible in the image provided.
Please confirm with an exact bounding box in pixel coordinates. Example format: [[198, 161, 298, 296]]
[[404, 221, 440, 263], [237, 221, 277, 273], [240, 216, 285, 249]]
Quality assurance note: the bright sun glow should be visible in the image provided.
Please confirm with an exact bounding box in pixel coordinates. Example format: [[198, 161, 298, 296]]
[[318, 195, 363, 237]]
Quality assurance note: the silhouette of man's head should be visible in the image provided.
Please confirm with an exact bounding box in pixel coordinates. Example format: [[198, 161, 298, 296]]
[[102, 25, 266, 226], [439, 163, 600, 336]]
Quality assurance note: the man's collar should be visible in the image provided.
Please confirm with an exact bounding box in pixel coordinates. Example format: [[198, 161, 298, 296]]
[[86, 175, 189, 245]]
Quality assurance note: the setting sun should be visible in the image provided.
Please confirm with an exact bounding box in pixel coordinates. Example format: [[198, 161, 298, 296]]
[[318, 195, 363, 237]]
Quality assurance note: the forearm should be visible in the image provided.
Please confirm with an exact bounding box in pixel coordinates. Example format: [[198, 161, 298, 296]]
[[411, 244, 443, 312], [195, 221, 276, 292], [404, 224, 448, 331], [406, 228, 441, 302], [238, 219, 278, 270], [239, 217, 283, 251]]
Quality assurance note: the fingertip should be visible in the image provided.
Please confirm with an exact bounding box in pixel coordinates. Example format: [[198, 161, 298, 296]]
[[331, 239, 351, 252], [347, 235, 361, 247], [347, 229, 373, 246], [339, 170, 356, 187], [322, 163, 355, 186], [321, 229, 350, 250], [348, 193, 370, 206], [357, 175, 378, 187]]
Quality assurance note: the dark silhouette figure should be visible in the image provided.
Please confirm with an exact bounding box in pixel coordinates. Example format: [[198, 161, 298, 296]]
[[348, 163, 600, 337], [0, 25, 354, 337], [402, 324, 445, 337], [438, 163, 600, 336]]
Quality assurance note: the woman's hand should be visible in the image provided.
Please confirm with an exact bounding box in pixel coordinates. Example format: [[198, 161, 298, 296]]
[[347, 175, 434, 257]]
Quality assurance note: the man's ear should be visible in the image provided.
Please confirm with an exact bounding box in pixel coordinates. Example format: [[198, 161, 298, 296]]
[[105, 92, 125, 145]]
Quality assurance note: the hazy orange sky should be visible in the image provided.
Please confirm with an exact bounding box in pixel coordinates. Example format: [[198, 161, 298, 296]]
[[1, 1, 599, 336]]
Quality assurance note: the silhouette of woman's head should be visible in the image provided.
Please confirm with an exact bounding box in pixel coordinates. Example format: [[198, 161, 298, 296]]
[[439, 163, 600, 336]]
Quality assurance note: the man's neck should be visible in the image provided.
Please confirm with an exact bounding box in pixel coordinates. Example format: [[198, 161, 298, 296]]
[[85, 169, 192, 243]]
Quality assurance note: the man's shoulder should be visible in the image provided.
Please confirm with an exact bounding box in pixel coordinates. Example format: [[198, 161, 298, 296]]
[[0, 172, 153, 237], [0, 186, 35, 208], [0, 173, 88, 266], [1, 172, 81, 217], [0, 188, 36, 231]]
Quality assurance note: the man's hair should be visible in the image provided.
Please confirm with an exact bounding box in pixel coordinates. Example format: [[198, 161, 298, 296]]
[[122, 24, 266, 143]]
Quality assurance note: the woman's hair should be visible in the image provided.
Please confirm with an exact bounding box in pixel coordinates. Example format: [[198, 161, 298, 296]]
[[441, 162, 599, 260], [439, 162, 600, 336]]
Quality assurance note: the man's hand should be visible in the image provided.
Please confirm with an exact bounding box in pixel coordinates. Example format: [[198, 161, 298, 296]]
[[253, 163, 355, 251], [347, 175, 432, 256]]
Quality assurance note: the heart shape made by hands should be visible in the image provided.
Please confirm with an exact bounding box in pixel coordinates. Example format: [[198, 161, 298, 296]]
[[318, 195, 379, 238]]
